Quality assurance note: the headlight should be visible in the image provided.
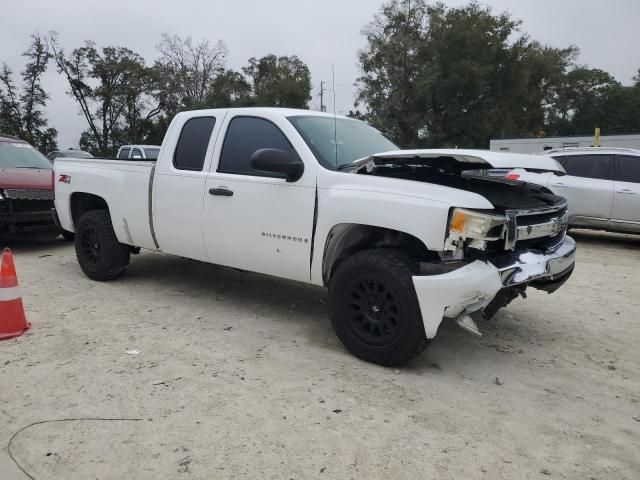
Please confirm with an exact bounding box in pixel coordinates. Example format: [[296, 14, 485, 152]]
[[445, 208, 506, 251]]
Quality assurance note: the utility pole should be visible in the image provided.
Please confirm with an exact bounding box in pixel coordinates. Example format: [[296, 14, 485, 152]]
[[320, 81, 327, 112]]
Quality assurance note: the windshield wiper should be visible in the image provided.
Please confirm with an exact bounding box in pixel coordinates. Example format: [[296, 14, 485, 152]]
[[11, 166, 46, 169]]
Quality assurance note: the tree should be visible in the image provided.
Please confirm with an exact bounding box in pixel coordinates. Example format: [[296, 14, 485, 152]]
[[205, 69, 253, 107], [356, 1, 588, 147], [156, 33, 228, 111], [356, 0, 433, 147], [243, 55, 312, 108], [0, 33, 57, 152], [51, 35, 161, 155], [570, 82, 640, 135]]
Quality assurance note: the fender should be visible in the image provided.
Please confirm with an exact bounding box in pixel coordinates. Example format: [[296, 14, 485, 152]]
[[309, 168, 495, 285]]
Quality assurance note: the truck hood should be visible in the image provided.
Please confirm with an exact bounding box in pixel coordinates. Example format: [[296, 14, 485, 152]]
[[354, 148, 564, 173], [0, 168, 53, 190], [342, 148, 565, 211]]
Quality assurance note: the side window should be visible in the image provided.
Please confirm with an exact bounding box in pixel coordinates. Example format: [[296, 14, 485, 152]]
[[552, 155, 567, 167], [618, 155, 640, 183], [118, 148, 131, 159], [173, 117, 216, 171], [131, 148, 143, 159], [218, 116, 298, 176], [563, 155, 611, 180]]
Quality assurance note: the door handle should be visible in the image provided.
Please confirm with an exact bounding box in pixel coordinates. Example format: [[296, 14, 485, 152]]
[[551, 182, 568, 188], [209, 187, 233, 197], [616, 189, 636, 195]]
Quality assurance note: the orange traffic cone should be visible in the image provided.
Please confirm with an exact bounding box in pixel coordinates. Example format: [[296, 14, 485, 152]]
[[0, 248, 30, 340]]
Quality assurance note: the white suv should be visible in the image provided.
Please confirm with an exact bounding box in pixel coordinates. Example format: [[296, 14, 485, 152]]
[[511, 147, 640, 233]]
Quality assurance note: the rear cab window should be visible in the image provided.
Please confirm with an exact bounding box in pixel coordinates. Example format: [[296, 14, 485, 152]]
[[173, 117, 217, 171], [217, 116, 299, 177], [118, 148, 131, 159]]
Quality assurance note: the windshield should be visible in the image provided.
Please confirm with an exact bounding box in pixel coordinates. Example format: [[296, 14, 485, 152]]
[[0, 142, 52, 169], [288, 116, 398, 170], [144, 148, 160, 160]]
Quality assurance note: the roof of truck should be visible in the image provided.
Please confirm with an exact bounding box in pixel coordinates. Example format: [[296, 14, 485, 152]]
[[175, 107, 351, 120]]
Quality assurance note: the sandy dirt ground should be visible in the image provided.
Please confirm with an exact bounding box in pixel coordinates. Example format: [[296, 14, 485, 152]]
[[0, 230, 639, 479]]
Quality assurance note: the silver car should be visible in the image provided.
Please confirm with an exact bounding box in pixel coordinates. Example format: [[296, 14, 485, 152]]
[[511, 147, 640, 233]]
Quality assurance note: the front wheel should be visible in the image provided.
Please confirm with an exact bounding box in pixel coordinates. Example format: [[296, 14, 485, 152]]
[[329, 249, 429, 366], [75, 210, 130, 281]]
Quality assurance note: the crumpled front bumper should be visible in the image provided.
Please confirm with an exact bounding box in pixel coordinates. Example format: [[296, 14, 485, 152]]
[[412, 236, 576, 338]]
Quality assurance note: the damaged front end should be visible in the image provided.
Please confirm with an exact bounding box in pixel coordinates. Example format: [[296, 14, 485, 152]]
[[413, 200, 575, 339]]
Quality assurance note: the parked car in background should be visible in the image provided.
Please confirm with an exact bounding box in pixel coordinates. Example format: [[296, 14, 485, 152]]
[[47, 149, 94, 161], [116, 145, 161, 160], [0, 134, 70, 238], [53, 109, 575, 366], [508, 147, 640, 234]]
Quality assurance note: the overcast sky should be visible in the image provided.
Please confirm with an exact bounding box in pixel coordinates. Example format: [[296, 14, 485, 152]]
[[1, 0, 639, 149]]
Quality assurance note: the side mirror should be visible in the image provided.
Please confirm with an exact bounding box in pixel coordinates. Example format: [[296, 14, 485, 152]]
[[250, 148, 304, 182]]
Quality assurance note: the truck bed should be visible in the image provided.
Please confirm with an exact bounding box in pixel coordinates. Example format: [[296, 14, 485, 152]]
[[54, 158, 157, 250]]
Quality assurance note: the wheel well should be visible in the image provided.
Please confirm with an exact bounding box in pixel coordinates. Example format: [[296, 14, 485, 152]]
[[322, 224, 435, 285], [70, 192, 109, 227]]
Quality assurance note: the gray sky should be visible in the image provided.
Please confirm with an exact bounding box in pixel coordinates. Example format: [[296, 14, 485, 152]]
[[1, 0, 639, 149]]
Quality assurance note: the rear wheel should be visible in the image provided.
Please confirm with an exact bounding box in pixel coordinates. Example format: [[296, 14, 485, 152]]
[[329, 249, 429, 366], [75, 210, 130, 281]]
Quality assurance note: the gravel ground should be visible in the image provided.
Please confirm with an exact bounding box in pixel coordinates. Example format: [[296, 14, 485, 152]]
[[0, 230, 639, 479]]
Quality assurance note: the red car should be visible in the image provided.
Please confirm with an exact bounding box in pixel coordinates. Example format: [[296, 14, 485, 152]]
[[0, 134, 63, 237]]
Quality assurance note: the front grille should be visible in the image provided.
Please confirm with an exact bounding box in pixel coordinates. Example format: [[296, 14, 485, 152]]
[[3, 189, 54, 200], [516, 207, 567, 227], [505, 202, 568, 252]]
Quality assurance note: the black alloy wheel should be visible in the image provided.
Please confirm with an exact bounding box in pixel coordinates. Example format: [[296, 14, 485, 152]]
[[80, 225, 102, 266], [343, 274, 402, 346], [329, 249, 429, 366]]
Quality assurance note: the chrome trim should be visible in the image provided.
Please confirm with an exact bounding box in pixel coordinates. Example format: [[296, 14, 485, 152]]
[[491, 236, 576, 287], [515, 210, 569, 241], [504, 200, 568, 250]]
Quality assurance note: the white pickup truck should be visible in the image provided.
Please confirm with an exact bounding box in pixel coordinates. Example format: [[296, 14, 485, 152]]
[[53, 108, 576, 366]]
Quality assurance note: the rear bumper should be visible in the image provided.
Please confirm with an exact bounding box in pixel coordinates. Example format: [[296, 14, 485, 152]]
[[413, 236, 576, 338]]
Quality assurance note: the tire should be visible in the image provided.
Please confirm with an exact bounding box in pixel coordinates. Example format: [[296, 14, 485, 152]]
[[75, 210, 130, 281], [329, 249, 429, 366], [61, 230, 75, 241]]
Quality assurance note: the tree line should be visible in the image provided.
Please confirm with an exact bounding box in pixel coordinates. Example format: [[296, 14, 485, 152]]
[[356, 0, 640, 148], [1, 0, 639, 155]]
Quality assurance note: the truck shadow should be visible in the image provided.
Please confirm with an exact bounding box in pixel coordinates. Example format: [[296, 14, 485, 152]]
[[117, 251, 544, 373]]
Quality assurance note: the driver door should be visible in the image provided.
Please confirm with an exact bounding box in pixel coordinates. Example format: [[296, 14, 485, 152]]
[[203, 113, 317, 282]]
